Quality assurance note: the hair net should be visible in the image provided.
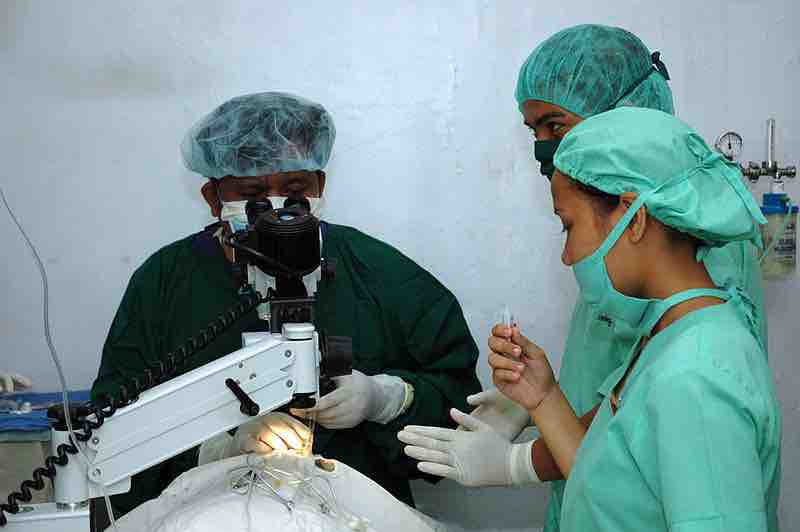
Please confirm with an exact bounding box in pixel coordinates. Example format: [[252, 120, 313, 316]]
[[182, 92, 336, 178], [553, 107, 766, 247], [515, 24, 674, 117]]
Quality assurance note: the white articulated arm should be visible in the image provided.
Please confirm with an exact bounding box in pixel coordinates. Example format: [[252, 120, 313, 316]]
[[85, 324, 319, 494], [2, 323, 325, 532]]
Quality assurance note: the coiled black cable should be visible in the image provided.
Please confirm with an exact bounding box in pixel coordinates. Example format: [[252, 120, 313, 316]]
[[0, 441, 81, 521], [0, 289, 264, 526]]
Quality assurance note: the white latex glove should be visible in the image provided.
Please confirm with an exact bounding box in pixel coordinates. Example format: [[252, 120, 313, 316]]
[[464, 389, 531, 441], [197, 412, 311, 465], [292, 370, 407, 429], [398, 408, 540, 487], [0, 373, 32, 393], [235, 412, 312, 453]]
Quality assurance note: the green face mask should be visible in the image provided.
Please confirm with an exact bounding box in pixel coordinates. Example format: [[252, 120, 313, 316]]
[[534, 139, 560, 179], [572, 191, 730, 337]]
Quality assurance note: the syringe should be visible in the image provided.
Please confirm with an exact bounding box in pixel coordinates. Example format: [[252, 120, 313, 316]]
[[502, 306, 517, 331], [501, 305, 521, 359]]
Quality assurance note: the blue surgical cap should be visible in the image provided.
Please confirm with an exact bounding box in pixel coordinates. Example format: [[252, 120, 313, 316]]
[[182, 92, 336, 178], [515, 24, 674, 117]]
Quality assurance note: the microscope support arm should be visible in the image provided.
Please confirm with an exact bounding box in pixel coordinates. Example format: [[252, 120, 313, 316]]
[[3, 324, 320, 532]]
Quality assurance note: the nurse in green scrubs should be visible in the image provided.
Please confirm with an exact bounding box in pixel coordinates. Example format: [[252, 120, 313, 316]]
[[487, 107, 780, 531], [401, 26, 766, 532]]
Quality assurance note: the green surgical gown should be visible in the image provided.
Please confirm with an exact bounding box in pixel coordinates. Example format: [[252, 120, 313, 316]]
[[561, 294, 780, 531], [545, 241, 768, 531], [91, 222, 481, 515]]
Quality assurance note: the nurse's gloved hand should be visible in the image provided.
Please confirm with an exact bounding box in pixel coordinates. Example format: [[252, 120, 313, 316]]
[[488, 324, 556, 413], [292, 370, 407, 430], [398, 408, 539, 487], [464, 389, 531, 441]]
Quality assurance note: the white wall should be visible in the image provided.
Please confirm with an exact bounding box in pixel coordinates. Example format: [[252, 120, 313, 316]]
[[1, 1, 797, 530]]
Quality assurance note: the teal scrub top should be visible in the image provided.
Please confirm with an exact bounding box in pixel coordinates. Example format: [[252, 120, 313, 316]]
[[91, 222, 481, 515], [561, 292, 781, 532], [545, 241, 768, 531]]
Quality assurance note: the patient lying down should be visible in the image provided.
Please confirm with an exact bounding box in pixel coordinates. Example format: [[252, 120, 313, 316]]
[[112, 453, 441, 532]]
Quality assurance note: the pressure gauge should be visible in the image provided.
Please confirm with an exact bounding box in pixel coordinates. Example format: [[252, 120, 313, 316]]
[[714, 131, 743, 161]]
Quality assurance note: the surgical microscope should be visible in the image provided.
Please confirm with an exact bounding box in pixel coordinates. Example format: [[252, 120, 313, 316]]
[[0, 197, 352, 532]]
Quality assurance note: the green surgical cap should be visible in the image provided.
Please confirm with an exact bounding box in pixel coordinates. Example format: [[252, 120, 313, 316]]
[[182, 92, 336, 178], [515, 24, 674, 117], [554, 107, 766, 247]]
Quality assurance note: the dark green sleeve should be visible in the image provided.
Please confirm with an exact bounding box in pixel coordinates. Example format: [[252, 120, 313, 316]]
[[91, 261, 162, 403], [365, 272, 482, 479], [89, 247, 203, 516]]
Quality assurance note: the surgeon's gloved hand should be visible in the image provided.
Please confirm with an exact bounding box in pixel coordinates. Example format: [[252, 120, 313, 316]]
[[233, 412, 312, 454], [464, 389, 531, 441], [197, 412, 311, 466], [292, 370, 408, 430], [398, 408, 540, 487]]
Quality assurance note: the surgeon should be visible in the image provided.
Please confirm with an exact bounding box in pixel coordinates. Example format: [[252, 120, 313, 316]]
[[91, 92, 481, 517], [409, 107, 782, 531], [400, 23, 768, 531]]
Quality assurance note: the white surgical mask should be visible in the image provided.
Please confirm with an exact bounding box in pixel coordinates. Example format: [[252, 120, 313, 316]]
[[309, 196, 323, 218], [267, 196, 286, 210], [219, 200, 249, 233]]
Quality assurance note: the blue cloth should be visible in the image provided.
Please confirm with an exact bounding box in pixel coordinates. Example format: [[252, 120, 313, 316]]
[[0, 391, 90, 432]]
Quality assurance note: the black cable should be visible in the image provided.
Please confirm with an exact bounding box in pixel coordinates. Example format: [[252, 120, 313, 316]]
[[0, 289, 264, 526]]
